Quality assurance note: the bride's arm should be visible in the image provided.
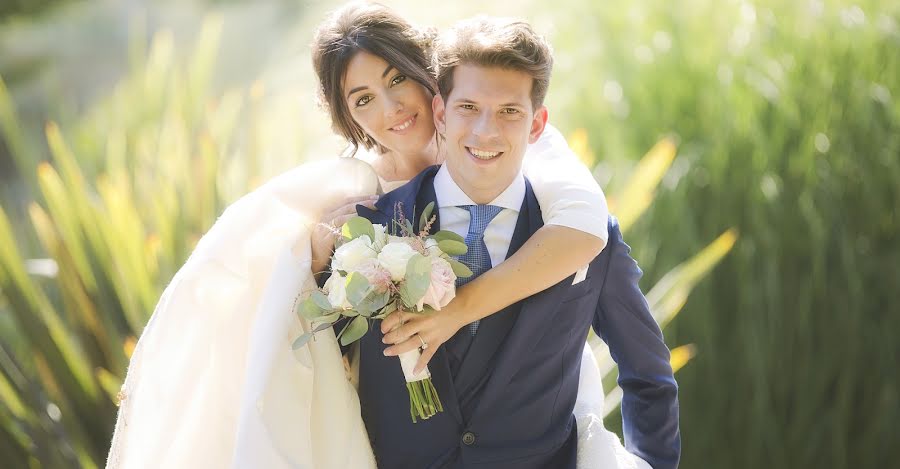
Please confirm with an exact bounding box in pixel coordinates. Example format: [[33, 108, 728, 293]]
[[382, 124, 608, 371], [303, 157, 382, 280]]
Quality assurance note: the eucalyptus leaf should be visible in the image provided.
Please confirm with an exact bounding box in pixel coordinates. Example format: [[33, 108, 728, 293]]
[[447, 258, 474, 278], [340, 316, 369, 346], [419, 201, 435, 233], [437, 239, 468, 256], [403, 219, 415, 236], [313, 322, 334, 333], [357, 290, 391, 317], [342, 216, 376, 241], [292, 333, 314, 350], [399, 284, 415, 309], [375, 301, 398, 319], [311, 290, 333, 311], [295, 297, 323, 320], [320, 312, 341, 323], [400, 254, 432, 307], [345, 272, 372, 305], [432, 230, 465, 244], [408, 253, 433, 276]]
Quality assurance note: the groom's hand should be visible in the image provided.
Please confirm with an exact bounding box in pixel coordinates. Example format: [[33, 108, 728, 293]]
[[381, 310, 466, 374]]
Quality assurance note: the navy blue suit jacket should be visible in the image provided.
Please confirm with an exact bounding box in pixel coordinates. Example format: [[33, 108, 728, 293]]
[[354, 166, 680, 469]]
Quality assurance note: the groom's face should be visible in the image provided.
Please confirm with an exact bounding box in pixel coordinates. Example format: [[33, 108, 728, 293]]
[[433, 64, 548, 203]]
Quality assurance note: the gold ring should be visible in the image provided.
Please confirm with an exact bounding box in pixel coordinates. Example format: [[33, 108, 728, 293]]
[[417, 333, 428, 351]]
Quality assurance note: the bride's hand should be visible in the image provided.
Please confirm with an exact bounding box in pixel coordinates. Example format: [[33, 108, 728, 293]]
[[380, 307, 468, 374], [310, 195, 379, 277]]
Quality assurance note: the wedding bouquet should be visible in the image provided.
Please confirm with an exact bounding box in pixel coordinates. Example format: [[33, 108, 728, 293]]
[[293, 202, 472, 422]]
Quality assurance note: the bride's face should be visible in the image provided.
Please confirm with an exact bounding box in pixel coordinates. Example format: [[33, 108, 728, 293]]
[[342, 51, 436, 157]]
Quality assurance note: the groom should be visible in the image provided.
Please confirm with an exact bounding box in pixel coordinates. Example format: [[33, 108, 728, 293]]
[[355, 17, 680, 469]]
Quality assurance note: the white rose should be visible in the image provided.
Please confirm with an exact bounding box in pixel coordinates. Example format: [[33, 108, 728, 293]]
[[386, 235, 407, 245], [324, 272, 351, 309], [378, 241, 417, 281], [372, 224, 388, 251], [332, 235, 376, 272], [416, 257, 457, 311]]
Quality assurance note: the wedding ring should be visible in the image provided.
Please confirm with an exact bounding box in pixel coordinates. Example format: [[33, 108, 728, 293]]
[[417, 333, 429, 351]]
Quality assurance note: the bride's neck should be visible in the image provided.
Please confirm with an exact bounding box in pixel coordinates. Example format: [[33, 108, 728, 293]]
[[376, 138, 442, 182]]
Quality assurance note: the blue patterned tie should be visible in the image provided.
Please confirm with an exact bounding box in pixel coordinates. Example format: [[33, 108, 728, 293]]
[[455, 205, 504, 336]]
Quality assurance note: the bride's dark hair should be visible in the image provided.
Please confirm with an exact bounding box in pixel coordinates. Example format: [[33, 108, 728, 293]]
[[312, 1, 438, 155]]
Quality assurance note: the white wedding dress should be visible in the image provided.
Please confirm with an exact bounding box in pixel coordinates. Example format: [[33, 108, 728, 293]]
[[106, 137, 649, 469]]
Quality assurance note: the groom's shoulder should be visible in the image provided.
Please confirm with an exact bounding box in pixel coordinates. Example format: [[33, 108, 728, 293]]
[[580, 215, 630, 286], [376, 165, 441, 206]]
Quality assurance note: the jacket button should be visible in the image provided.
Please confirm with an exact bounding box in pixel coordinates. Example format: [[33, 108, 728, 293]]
[[462, 431, 476, 446]]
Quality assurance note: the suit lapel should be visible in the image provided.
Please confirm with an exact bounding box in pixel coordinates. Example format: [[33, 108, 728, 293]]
[[356, 165, 441, 229], [463, 181, 577, 426], [452, 181, 542, 411]]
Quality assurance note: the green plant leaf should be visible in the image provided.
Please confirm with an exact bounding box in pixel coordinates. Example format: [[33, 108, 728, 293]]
[[432, 230, 464, 244], [340, 316, 369, 346], [446, 258, 474, 278], [292, 333, 314, 350], [375, 301, 398, 319], [645, 229, 738, 328], [610, 137, 677, 234], [399, 254, 432, 307], [296, 297, 324, 320], [419, 201, 435, 233], [357, 290, 391, 317], [345, 272, 372, 305], [437, 239, 468, 256], [341, 216, 376, 241], [311, 290, 332, 310], [319, 312, 341, 324]]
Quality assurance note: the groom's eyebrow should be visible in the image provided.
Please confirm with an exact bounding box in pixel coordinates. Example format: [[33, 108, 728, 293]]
[[452, 98, 527, 108]]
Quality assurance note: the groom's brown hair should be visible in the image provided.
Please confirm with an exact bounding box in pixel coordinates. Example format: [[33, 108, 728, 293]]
[[432, 16, 554, 109]]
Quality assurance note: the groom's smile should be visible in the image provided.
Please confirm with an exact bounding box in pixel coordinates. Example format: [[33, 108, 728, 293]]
[[433, 64, 548, 204], [465, 146, 503, 161]]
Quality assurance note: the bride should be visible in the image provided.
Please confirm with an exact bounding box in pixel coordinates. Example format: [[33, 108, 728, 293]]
[[106, 2, 646, 468]]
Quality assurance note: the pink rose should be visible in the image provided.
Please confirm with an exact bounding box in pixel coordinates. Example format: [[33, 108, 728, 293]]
[[416, 257, 458, 311], [355, 258, 394, 293]]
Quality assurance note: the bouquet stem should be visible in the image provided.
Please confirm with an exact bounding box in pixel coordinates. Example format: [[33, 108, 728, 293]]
[[399, 348, 444, 423], [406, 379, 444, 423]]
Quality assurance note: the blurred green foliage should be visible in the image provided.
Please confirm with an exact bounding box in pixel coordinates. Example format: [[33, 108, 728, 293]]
[[0, 0, 68, 21], [0, 0, 897, 468], [546, 0, 899, 468], [0, 16, 265, 467]]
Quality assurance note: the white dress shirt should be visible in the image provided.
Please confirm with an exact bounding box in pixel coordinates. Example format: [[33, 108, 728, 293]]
[[522, 124, 608, 246], [433, 165, 525, 268]]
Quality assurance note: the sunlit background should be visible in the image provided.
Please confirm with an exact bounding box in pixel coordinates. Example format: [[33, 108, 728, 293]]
[[0, 0, 897, 467]]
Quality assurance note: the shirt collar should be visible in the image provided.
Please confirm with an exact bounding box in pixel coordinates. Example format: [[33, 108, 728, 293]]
[[434, 164, 524, 212]]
